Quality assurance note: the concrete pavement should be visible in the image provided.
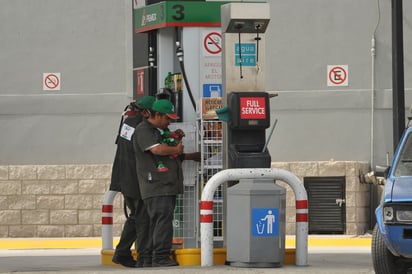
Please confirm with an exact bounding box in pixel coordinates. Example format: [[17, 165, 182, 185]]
[[0, 236, 376, 274]]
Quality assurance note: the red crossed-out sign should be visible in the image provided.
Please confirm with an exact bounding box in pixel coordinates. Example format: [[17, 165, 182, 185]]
[[327, 65, 348, 86], [203, 32, 222, 55], [43, 73, 61, 91]]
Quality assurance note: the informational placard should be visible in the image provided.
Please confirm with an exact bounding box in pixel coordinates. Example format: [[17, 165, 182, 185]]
[[235, 43, 256, 66], [201, 97, 222, 120], [201, 59, 222, 83], [200, 28, 222, 100], [240, 97, 266, 119]]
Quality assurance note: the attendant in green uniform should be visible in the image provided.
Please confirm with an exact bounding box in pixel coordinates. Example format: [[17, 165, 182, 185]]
[[133, 99, 195, 267]]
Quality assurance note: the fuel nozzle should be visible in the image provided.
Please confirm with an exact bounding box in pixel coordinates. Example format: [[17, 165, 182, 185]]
[[129, 101, 138, 110]]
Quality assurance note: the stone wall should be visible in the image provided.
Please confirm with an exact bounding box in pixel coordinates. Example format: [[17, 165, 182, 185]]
[[0, 164, 124, 237], [0, 161, 372, 238]]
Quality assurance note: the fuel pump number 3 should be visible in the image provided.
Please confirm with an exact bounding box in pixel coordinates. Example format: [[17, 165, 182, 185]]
[[171, 4, 185, 21]]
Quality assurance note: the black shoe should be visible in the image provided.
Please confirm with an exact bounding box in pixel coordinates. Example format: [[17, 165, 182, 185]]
[[112, 254, 137, 268], [152, 258, 178, 267], [143, 260, 153, 267], [135, 259, 143, 268], [136, 258, 152, 267]]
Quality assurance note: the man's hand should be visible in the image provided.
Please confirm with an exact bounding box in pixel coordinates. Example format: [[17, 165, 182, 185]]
[[175, 141, 184, 155], [184, 152, 201, 162]]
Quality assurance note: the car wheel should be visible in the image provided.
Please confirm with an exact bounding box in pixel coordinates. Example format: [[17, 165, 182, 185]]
[[372, 224, 408, 274]]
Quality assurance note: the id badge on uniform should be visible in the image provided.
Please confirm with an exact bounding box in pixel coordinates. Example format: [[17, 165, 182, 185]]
[[120, 123, 135, 141]]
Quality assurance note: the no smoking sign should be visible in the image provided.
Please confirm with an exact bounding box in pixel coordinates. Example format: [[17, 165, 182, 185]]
[[43, 73, 61, 91], [327, 65, 348, 87], [203, 31, 222, 56]]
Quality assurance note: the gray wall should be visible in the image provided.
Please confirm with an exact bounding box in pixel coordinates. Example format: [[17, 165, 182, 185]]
[[0, 0, 411, 167], [266, 0, 412, 166], [0, 0, 132, 164]]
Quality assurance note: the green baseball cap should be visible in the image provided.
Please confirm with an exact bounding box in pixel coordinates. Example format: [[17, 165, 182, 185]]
[[151, 99, 179, 120], [136, 96, 155, 109]]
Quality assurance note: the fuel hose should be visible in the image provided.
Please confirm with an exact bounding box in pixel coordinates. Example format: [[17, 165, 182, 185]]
[[175, 27, 196, 111]]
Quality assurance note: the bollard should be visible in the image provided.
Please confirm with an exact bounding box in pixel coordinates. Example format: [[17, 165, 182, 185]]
[[200, 168, 308, 267], [102, 190, 118, 250]]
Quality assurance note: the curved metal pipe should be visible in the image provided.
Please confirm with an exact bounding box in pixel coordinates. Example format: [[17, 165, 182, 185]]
[[200, 168, 308, 267]]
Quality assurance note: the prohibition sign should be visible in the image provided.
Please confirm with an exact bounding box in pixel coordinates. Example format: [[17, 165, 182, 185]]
[[328, 66, 347, 85], [43, 73, 61, 90], [204, 32, 222, 55]]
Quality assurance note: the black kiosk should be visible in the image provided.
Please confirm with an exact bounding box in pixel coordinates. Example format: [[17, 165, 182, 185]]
[[228, 91, 271, 169]]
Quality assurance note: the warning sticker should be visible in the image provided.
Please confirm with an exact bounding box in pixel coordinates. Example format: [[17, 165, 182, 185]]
[[240, 97, 266, 119]]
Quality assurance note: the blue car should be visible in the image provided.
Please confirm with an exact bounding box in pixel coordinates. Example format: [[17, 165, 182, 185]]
[[372, 126, 412, 274]]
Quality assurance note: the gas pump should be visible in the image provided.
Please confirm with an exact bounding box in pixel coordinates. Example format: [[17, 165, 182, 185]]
[[134, 0, 230, 250], [133, 2, 284, 267], [220, 1, 271, 169], [220, 2, 287, 268], [134, 1, 226, 122]]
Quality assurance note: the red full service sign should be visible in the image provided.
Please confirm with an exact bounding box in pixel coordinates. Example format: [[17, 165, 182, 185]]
[[240, 97, 266, 119]]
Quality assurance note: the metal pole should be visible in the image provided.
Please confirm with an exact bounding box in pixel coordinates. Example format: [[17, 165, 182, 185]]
[[148, 30, 158, 96], [391, 0, 405, 151], [262, 118, 278, 153]]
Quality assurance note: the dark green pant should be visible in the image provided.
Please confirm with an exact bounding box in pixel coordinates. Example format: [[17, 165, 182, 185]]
[[115, 196, 151, 260], [144, 195, 176, 260]]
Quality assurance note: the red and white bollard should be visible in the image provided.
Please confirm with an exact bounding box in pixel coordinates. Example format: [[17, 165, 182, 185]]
[[101, 190, 118, 250]]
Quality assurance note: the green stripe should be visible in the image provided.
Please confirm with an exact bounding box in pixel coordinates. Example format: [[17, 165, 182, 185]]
[[135, 1, 228, 32]]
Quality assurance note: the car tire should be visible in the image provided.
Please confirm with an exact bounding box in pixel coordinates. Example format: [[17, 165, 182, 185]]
[[372, 224, 408, 274]]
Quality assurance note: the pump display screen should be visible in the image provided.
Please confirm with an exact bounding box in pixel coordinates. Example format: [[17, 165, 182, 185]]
[[240, 97, 266, 119]]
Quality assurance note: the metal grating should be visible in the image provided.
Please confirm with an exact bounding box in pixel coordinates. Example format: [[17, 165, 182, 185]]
[[167, 119, 224, 247], [168, 122, 199, 248], [304, 176, 346, 234], [200, 120, 224, 243]]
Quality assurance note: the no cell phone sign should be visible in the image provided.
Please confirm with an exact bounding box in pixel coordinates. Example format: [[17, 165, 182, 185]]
[[43, 73, 61, 91], [327, 65, 348, 87]]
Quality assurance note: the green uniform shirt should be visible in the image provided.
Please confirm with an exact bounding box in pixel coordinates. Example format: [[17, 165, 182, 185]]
[[133, 119, 184, 200]]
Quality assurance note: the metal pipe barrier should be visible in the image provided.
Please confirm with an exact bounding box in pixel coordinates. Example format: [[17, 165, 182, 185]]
[[200, 168, 308, 267], [102, 190, 119, 250]]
